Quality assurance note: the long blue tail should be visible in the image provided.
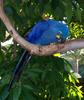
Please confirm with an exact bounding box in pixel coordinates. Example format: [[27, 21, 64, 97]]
[[8, 50, 32, 91]]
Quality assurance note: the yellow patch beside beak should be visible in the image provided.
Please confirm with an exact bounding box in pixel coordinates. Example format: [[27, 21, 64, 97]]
[[53, 53, 61, 57]]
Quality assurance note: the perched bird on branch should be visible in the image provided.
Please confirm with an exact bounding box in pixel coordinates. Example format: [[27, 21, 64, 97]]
[[8, 18, 70, 91]]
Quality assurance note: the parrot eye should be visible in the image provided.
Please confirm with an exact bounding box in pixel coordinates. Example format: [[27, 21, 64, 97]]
[[56, 34, 61, 39], [56, 31, 62, 39], [55, 32, 65, 43]]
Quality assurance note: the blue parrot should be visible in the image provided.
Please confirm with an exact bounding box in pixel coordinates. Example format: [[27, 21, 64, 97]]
[[8, 19, 69, 91], [27, 19, 69, 45]]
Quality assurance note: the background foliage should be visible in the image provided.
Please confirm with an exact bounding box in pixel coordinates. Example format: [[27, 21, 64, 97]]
[[0, 0, 84, 100]]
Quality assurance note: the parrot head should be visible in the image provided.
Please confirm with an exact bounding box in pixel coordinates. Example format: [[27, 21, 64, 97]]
[[55, 21, 70, 43]]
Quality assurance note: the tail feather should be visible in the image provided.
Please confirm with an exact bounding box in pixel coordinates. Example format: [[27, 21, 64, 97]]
[[8, 50, 31, 91]]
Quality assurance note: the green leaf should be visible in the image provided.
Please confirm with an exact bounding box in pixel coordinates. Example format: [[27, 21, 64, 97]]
[[13, 82, 21, 100], [51, 0, 59, 10], [23, 84, 34, 91], [5, 5, 14, 16], [62, 0, 72, 22], [0, 51, 4, 63], [76, 3, 82, 22], [0, 85, 9, 100], [20, 85, 36, 100]]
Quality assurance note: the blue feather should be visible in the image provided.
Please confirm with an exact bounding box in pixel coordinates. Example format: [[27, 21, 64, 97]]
[[26, 19, 69, 45]]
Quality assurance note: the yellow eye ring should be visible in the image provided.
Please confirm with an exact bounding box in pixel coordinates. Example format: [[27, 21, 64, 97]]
[[56, 34, 61, 39]]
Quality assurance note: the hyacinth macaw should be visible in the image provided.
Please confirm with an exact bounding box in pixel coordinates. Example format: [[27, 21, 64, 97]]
[[8, 19, 69, 91]]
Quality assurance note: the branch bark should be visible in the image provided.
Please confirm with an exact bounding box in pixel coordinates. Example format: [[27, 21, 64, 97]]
[[0, 0, 84, 56]]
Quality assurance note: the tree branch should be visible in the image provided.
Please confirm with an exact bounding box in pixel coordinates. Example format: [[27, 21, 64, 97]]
[[0, 0, 84, 56]]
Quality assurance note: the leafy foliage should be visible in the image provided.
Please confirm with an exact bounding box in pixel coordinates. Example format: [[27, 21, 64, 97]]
[[0, 0, 84, 100], [69, 22, 84, 39], [0, 56, 83, 100]]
